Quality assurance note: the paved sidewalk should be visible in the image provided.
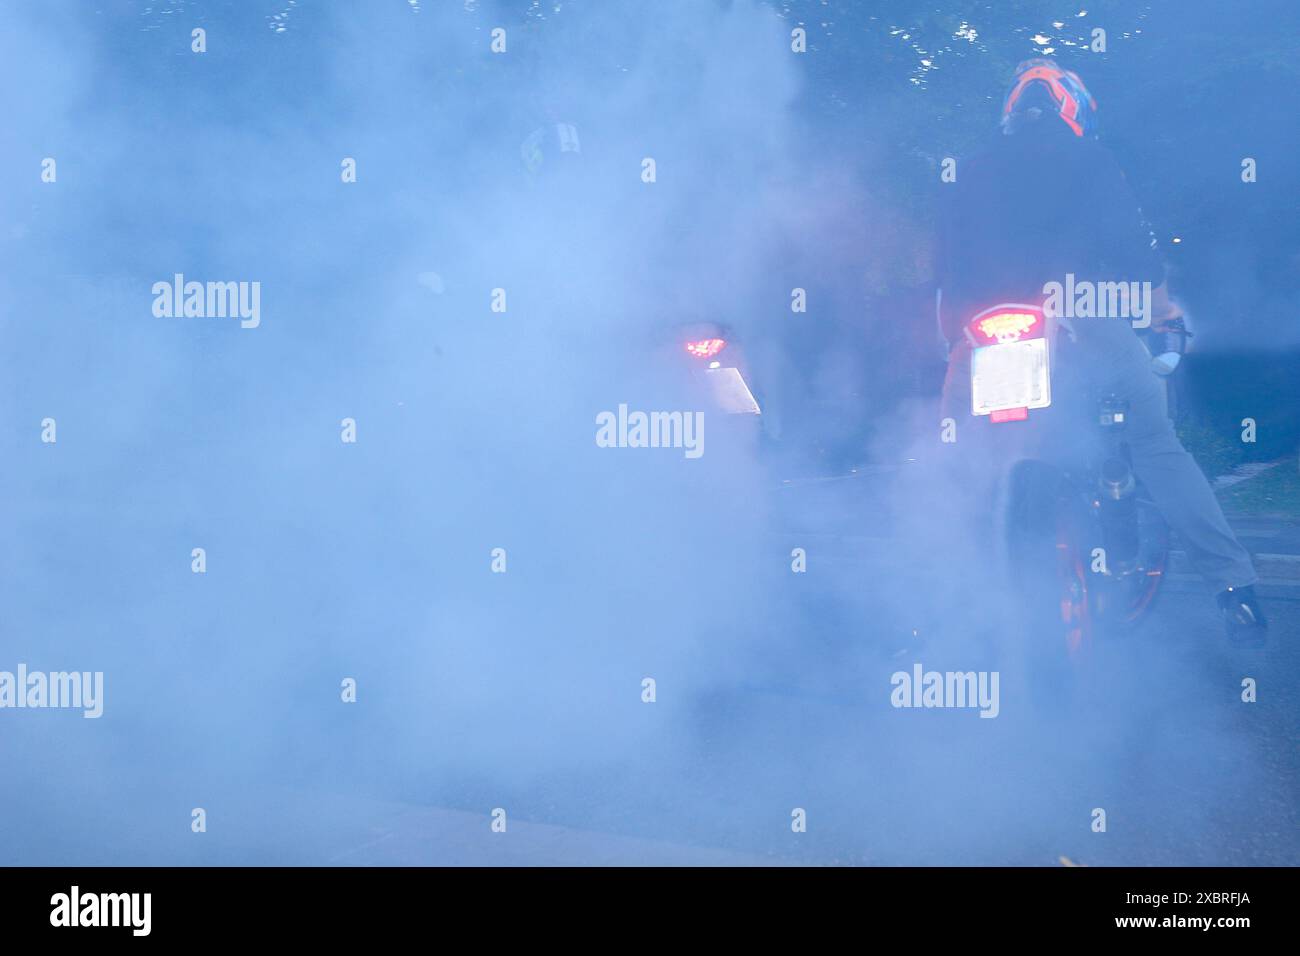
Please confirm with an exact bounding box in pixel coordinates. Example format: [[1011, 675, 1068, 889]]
[[1170, 513, 1300, 584]]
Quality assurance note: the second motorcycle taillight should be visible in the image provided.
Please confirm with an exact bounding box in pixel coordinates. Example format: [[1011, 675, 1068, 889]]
[[685, 338, 727, 360]]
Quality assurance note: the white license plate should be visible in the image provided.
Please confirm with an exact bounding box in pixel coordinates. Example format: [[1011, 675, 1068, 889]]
[[971, 338, 1051, 416], [704, 366, 761, 415]]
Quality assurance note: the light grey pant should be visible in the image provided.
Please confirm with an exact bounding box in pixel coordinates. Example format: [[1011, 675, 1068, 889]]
[[942, 320, 1257, 593]]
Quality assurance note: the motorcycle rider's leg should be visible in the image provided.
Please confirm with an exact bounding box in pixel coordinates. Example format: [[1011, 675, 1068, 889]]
[[1121, 372, 1267, 643], [1082, 324, 1262, 607]]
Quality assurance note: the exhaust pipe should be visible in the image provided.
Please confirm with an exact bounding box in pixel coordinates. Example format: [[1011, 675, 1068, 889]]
[[1100, 457, 1136, 500], [1098, 457, 1139, 567]]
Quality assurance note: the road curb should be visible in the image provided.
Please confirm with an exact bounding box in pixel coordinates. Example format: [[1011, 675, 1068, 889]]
[[1169, 550, 1300, 582]]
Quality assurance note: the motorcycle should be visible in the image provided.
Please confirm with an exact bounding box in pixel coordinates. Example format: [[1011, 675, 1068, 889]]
[[963, 303, 1177, 661]]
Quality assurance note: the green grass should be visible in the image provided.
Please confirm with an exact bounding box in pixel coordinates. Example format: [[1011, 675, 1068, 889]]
[[1176, 417, 1246, 479], [1217, 460, 1300, 518]]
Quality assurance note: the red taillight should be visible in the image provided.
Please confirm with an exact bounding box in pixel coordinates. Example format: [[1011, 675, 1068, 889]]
[[685, 338, 727, 360], [965, 308, 1044, 347]]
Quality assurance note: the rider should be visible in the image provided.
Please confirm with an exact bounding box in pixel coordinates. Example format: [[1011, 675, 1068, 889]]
[[935, 58, 1267, 645]]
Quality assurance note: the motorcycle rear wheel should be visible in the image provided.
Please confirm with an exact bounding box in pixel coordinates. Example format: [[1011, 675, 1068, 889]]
[[1003, 460, 1091, 706]]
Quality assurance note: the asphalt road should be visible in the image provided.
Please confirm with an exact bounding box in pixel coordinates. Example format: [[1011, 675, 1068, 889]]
[[3, 470, 1293, 866], [300, 573, 1300, 866], [310, 500, 1299, 866]]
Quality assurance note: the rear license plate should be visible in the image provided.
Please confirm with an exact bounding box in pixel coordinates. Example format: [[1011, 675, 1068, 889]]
[[971, 338, 1051, 416], [704, 366, 761, 415]]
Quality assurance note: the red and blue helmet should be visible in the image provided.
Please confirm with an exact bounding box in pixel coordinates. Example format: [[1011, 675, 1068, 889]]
[[1001, 58, 1098, 137]]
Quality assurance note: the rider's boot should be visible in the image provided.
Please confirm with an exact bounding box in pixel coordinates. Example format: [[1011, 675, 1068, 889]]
[[1217, 585, 1267, 647]]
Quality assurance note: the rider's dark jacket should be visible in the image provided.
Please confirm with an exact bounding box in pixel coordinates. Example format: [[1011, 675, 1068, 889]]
[[935, 115, 1165, 346]]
